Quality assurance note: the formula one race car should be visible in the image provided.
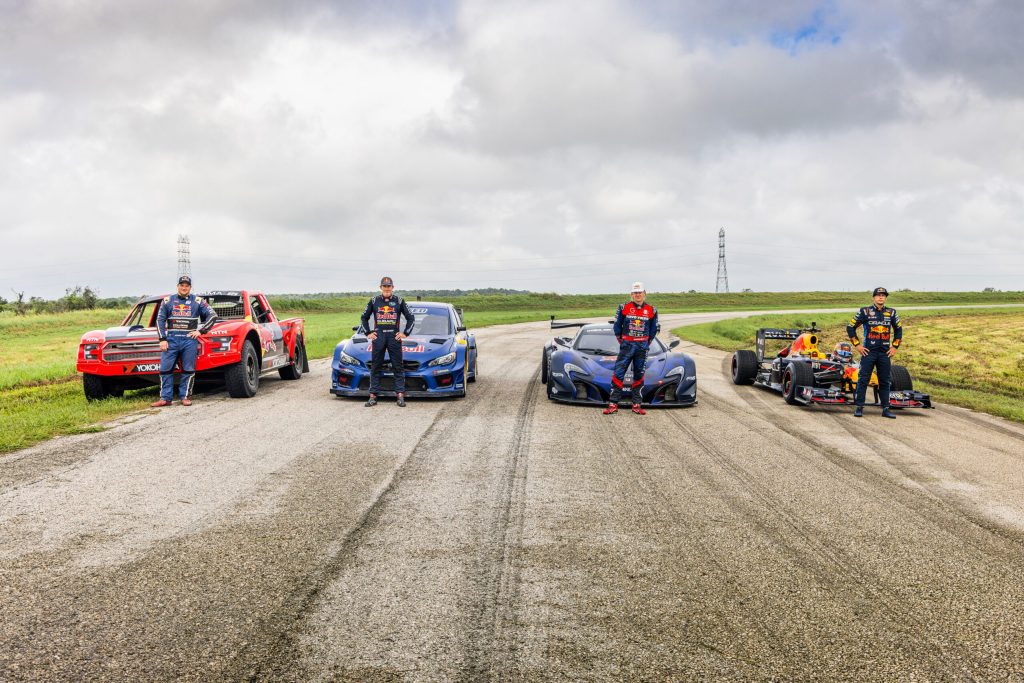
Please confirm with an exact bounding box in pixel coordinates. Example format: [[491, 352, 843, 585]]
[[729, 323, 931, 408], [77, 290, 307, 400], [542, 318, 697, 407], [330, 301, 477, 398]]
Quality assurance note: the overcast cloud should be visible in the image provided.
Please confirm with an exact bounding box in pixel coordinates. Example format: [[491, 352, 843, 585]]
[[2, 0, 1022, 298]]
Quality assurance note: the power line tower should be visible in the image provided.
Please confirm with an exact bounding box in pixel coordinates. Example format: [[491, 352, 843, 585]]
[[177, 235, 191, 279], [715, 228, 730, 293]]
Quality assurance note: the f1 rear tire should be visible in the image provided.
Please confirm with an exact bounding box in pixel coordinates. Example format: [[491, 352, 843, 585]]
[[731, 350, 758, 385], [226, 340, 260, 398], [891, 364, 913, 391], [783, 362, 814, 405]]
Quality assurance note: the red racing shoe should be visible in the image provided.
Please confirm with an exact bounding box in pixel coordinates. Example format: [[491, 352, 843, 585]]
[[631, 404, 646, 415], [150, 399, 172, 408], [602, 403, 619, 415]]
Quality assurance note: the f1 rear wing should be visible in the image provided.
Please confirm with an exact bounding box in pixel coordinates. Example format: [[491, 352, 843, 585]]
[[754, 323, 820, 361]]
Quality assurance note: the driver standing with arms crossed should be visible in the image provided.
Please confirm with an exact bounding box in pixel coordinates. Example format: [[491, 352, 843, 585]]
[[604, 281, 658, 416], [847, 286, 902, 419], [361, 276, 416, 408]]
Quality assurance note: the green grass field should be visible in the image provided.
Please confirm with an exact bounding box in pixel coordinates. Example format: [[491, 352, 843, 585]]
[[673, 308, 1024, 423], [2, 290, 1023, 454]]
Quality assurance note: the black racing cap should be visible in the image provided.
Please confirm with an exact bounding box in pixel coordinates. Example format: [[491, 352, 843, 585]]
[[872, 287, 889, 296], [380, 276, 394, 286], [178, 275, 192, 285]]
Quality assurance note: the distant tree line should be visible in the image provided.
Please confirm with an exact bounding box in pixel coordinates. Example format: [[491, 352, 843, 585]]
[[1, 287, 136, 315]]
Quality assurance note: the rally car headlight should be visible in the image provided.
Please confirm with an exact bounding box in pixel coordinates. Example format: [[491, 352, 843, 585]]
[[339, 351, 361, 366], [83, 343, 99, 360], [428, 351, 457, 367], [209, 336, 233, 353], [564, 362, 591, 377]]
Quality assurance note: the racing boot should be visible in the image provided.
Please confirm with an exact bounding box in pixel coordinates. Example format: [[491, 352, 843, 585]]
[[881, 408, 896, 419], [631, 404, 646, 415], [365, 394, 378, 407], [602, 403, 618, 415], [150, 399, 172, 408], [853, 406, 863, 417], [396, 393, 406, 407], [181, 397, 193, 407]]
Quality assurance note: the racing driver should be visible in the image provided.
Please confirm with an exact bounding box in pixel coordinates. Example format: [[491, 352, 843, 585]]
[[604, 281, 658, 415], [361, 276, 416, 407], [151, 275, 217, 407], [847, 286, 902, 419]]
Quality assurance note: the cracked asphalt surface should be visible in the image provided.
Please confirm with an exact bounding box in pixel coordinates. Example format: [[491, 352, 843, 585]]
[[2, 313, 1024, 681]]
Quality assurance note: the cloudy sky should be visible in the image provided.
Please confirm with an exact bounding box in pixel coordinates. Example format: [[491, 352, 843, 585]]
[[2, 0, 1023, 298]]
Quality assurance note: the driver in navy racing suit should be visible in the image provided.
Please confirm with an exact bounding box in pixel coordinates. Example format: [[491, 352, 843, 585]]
[[152, 275, 217, 407], [361, 276, 416, 407], [604, 281, 658, 416]]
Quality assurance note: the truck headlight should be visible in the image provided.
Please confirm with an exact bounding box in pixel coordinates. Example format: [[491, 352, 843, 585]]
[[83, 343, 99, 360], [428, 351, 456, 367], [209, 336, 233, 353]]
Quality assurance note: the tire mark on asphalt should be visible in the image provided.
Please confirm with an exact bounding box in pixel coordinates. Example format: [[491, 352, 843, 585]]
[[461, 365, 539, 682], [659, 407, 974, 681], [239, 392, 485, 681], [596, 414, 778, 677]]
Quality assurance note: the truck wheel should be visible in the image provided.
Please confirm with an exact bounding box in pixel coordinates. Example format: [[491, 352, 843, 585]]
[[783, 362, 814, 405], [226, 340, 260, 398], [83, 373, 108, 401], [731, 350, 758, 385], [541, 351, 549, 384], [890, 365, 913, 391], [279, 337, 305, 380]]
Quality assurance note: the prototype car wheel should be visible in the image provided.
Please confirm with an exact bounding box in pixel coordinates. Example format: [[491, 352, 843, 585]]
[[541, 350, 549, 384], [783, 362, 814, 405], [890, 365, 913, 391], [731, 350, 758, 385], [226, 340, 260, 398], [279, 336, 305, 380]]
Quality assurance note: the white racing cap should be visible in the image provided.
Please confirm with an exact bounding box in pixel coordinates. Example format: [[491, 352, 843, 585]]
[[630, 281, 645, 293]]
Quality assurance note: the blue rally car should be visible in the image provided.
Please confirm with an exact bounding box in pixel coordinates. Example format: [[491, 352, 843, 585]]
[[541, 318, 697, 407], [331, 301, 477, 399]]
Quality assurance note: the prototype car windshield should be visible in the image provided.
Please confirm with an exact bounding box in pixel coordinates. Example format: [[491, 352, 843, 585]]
[[410, 311, 451, 336], [574, 330, 665, 355]]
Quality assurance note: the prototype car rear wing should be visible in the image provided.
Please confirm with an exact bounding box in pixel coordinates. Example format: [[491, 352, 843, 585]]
[[550, 316, 588, 329]]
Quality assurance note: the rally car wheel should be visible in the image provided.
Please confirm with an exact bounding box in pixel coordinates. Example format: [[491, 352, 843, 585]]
[[891, 365, 913, 391], [279, 336, 305, 380], [783, 362, 814, 405], [731, 350, 758, 385], [468, 353, 477, 383], [540, 351, 549, 384], [226, 340, 260, 398], [83, 373, 108, 401]]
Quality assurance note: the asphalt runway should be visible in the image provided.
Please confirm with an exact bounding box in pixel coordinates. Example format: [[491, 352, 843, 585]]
[[2, 313, 1023, 681]]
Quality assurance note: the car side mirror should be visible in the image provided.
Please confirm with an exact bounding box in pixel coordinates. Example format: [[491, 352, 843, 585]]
[[553, 338, 568, 347], [351, 326, 360, 332], [669, 339, 680, 349], [352, 335, 367, 343], [456, 326, 467, 332]]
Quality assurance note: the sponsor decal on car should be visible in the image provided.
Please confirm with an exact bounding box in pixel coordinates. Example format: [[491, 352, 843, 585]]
[[410, 307, 429, 314], [403, 344, 425, 353], [133, 363, 161, 373]]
